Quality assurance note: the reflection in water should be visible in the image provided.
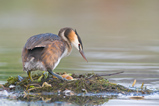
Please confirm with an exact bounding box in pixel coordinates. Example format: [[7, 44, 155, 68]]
[[18, 94, 112, 106], [0, 0, 159, 105], [0, 95, 111, 106]]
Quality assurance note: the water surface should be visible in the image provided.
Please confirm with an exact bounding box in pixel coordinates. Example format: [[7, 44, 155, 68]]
[[0, 0, 159, 105]]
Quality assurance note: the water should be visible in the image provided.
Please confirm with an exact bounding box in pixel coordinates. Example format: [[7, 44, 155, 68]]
[[0, 0, 159, 105]]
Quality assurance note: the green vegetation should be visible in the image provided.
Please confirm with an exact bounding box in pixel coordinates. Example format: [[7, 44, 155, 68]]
[[4, 73, 133, 93]]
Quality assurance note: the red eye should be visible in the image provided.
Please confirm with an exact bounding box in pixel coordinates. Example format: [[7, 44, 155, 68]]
[[78, 44, 81, 50]]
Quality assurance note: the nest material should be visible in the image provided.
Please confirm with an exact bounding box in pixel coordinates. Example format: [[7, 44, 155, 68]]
[[3, 73, 133, 93]]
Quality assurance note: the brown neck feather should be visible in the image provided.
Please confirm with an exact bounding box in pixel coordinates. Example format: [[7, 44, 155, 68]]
[[58, 28, 73, 56]]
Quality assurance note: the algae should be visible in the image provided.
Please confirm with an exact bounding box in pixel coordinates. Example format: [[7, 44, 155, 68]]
[[2, 73, 155, 105], [3, 73, 134, 94]]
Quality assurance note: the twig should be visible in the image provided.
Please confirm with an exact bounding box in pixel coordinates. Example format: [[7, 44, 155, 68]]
[[0, 84, 8, 90], [98, 71, 124, 76]]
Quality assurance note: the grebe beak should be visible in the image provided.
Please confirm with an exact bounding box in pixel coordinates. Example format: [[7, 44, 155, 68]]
[[79, 49, 88, 62]]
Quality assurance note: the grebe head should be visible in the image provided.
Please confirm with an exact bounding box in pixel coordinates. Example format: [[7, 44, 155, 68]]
[[58, 27, 88, 62]]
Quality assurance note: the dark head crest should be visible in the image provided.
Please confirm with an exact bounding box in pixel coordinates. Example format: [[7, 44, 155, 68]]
[[75, 29, 83, 49]]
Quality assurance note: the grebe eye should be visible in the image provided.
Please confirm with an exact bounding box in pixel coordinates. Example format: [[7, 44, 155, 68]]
[[78, 44, 81, 50]]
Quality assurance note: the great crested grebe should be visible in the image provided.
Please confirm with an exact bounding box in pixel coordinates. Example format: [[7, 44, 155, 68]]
[[22, 27, 87, 81]]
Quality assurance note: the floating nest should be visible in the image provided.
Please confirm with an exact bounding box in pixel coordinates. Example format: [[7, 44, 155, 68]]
[[1, 73, 154, 105], [3, 73, 133, 94]]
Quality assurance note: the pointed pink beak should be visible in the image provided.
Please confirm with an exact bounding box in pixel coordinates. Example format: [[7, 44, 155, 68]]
[[79, 50, 88, 62]]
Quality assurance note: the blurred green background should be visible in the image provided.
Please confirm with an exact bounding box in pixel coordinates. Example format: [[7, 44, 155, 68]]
[[0, 0, 159, 84]]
